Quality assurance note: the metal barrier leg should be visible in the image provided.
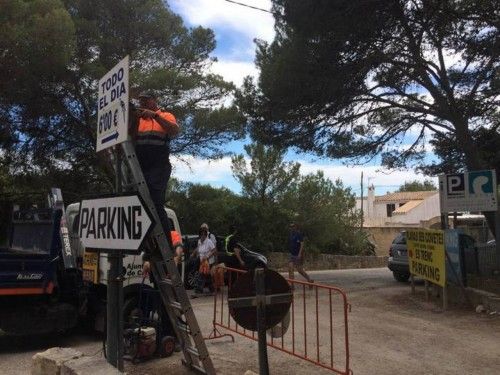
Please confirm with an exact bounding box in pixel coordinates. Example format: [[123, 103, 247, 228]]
[[255, 268, 270, 375]]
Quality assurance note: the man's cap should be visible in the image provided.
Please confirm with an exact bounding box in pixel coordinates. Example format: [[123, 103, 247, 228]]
[[200, 223, 209, 229], [138, 90, 157, 99]]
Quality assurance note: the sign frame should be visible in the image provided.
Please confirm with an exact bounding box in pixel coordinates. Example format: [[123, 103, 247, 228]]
[[77, 192, 153, 254], [439, 170, 498, 213], [96, 55, 129, 152]]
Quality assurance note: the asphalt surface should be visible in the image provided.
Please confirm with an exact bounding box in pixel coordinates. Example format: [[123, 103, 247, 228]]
[[1, 268, 499, 375]]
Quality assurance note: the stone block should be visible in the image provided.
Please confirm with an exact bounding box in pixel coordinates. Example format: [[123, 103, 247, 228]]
[[32, 347, 83, 375], [61, 356, 124, 375]]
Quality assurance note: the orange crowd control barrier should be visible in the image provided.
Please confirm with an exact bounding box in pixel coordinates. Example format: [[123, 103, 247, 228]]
[[206, 267, 352, 375]]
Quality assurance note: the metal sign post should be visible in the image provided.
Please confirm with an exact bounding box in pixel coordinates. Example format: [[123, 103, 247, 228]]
[[106, 149, 125, 371], [93, 55, 137, 370], [255, 268, 270, 375]]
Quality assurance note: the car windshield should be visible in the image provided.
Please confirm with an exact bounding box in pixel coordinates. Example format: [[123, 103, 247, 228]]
[[10, 222, 53, 254]]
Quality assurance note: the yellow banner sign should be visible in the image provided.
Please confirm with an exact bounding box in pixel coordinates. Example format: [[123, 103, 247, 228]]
[[407, 229, 445, 287], [83, 251, 99, 284]]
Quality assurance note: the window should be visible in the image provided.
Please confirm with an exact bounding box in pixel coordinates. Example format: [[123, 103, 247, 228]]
[[393, 232, 407, 245], [386, 203, 396, 217]]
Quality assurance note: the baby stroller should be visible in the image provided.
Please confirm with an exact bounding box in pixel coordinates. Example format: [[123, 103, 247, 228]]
[[123, 279, 177, 363]]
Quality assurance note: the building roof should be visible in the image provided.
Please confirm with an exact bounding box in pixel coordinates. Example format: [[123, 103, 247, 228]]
[[374, 191, 438, 203], [392, 200, 423, 215]]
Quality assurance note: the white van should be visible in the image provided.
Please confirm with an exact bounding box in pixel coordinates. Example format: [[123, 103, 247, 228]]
[[65, 203, 182, 327]]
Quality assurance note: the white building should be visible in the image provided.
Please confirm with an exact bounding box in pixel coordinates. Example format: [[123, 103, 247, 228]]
[[356, 186, 441, 227]]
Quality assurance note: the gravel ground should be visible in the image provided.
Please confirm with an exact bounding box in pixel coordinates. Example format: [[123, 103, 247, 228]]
[[1, 268, 499, 374]]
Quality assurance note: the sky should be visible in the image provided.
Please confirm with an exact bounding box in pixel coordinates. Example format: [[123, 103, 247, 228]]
[[167, 0, 437, 196]]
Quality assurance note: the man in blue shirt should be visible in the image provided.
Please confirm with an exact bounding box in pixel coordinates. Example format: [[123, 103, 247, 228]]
[[288, 223, 313, 288]]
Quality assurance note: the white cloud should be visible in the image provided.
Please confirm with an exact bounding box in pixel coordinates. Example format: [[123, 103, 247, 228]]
[[170, 0, 275, 43], [171, 154, 437, 196], [298, 161, 438, 195], [210, 60, 259, 87], [172, 155, 234, 184]]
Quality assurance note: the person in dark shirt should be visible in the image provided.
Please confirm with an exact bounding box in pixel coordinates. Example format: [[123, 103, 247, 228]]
[[288, 223, 313, 288], [224, 225, 245, 268]]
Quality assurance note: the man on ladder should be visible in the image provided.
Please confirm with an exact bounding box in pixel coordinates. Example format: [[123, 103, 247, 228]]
[[135, 90, 179, 239]]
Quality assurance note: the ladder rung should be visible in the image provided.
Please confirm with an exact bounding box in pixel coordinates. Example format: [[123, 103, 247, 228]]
[[191, 363, 207, 374], [170, 301, 183, 311], [177, 321, 191, 334], [159, 278, 173, 286], [185, 345, 199, 357], [159, 276, 182, 288], [182, 359, 207, 375]]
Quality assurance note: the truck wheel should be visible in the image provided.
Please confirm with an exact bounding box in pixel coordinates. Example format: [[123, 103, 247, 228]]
[[393, 271, 410, 282], [123, 296, 142, 325]]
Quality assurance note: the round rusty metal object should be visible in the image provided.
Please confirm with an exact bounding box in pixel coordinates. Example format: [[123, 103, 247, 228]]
[[228, 268, 291, 331]]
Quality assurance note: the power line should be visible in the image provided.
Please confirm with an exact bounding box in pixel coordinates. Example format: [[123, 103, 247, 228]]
[[224, 0, 274, 15]]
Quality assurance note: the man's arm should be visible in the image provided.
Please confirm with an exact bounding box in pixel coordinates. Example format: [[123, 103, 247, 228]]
[[234, 246, 245, 266], [138, 108, 179, 137], [155, 112, 179, 137], [298, 233, 305, 258]]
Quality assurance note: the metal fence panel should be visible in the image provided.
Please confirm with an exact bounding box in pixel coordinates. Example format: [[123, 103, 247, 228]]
[[205, 267, 352, 375]]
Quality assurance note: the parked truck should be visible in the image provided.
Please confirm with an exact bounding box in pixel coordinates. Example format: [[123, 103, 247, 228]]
[[0, 189, 84, 335]]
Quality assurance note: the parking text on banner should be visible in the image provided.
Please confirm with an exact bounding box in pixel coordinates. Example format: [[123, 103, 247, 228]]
[[407, 229, 446, 287]]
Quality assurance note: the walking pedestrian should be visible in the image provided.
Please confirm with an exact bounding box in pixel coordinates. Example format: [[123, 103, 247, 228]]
[[288, 223, 313, 289]]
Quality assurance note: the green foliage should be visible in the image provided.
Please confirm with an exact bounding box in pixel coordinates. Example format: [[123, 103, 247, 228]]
[[281, 171, 365, 255], [239, 0, 499, 173], [0, 0, 244, 199], [231, 143, 300, 204], [166, 144, 366, 255], [167, 180, 240, 236], [397, 180, 436, 192]]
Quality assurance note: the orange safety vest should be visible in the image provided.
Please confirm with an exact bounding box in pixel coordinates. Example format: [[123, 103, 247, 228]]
[[170, 230, 182, 246], [137, 110, 177, 146]]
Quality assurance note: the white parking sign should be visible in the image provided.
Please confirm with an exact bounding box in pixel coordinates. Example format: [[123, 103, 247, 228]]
[[96, 56, 129, 152]]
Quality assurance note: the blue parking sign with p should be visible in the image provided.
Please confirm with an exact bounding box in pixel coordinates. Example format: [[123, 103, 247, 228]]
[[468, 170, 494, 194]]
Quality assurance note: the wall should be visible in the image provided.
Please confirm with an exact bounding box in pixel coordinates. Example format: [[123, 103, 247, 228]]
[[395, 194, 440, 224], [365, 226, 408, 256]]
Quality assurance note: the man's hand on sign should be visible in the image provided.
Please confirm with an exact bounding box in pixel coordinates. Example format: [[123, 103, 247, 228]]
[[138, 108, 157, 119]]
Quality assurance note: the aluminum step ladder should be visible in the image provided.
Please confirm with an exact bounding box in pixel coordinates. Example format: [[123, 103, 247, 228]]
[[120, 140, 216, 374]]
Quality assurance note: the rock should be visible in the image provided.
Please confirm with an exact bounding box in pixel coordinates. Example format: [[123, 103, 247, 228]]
[[32, 347, 83, 375], [244, 371, 258, 375]]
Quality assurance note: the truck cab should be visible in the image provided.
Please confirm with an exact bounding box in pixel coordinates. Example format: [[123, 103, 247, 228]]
[[0, 206, 82, 335]]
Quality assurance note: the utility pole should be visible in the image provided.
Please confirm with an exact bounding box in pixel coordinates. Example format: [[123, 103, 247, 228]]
[[360, 171, 364, 229]]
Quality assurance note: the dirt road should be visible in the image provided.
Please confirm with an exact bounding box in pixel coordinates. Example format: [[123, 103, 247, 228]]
[[1, 268, 499, 374]]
